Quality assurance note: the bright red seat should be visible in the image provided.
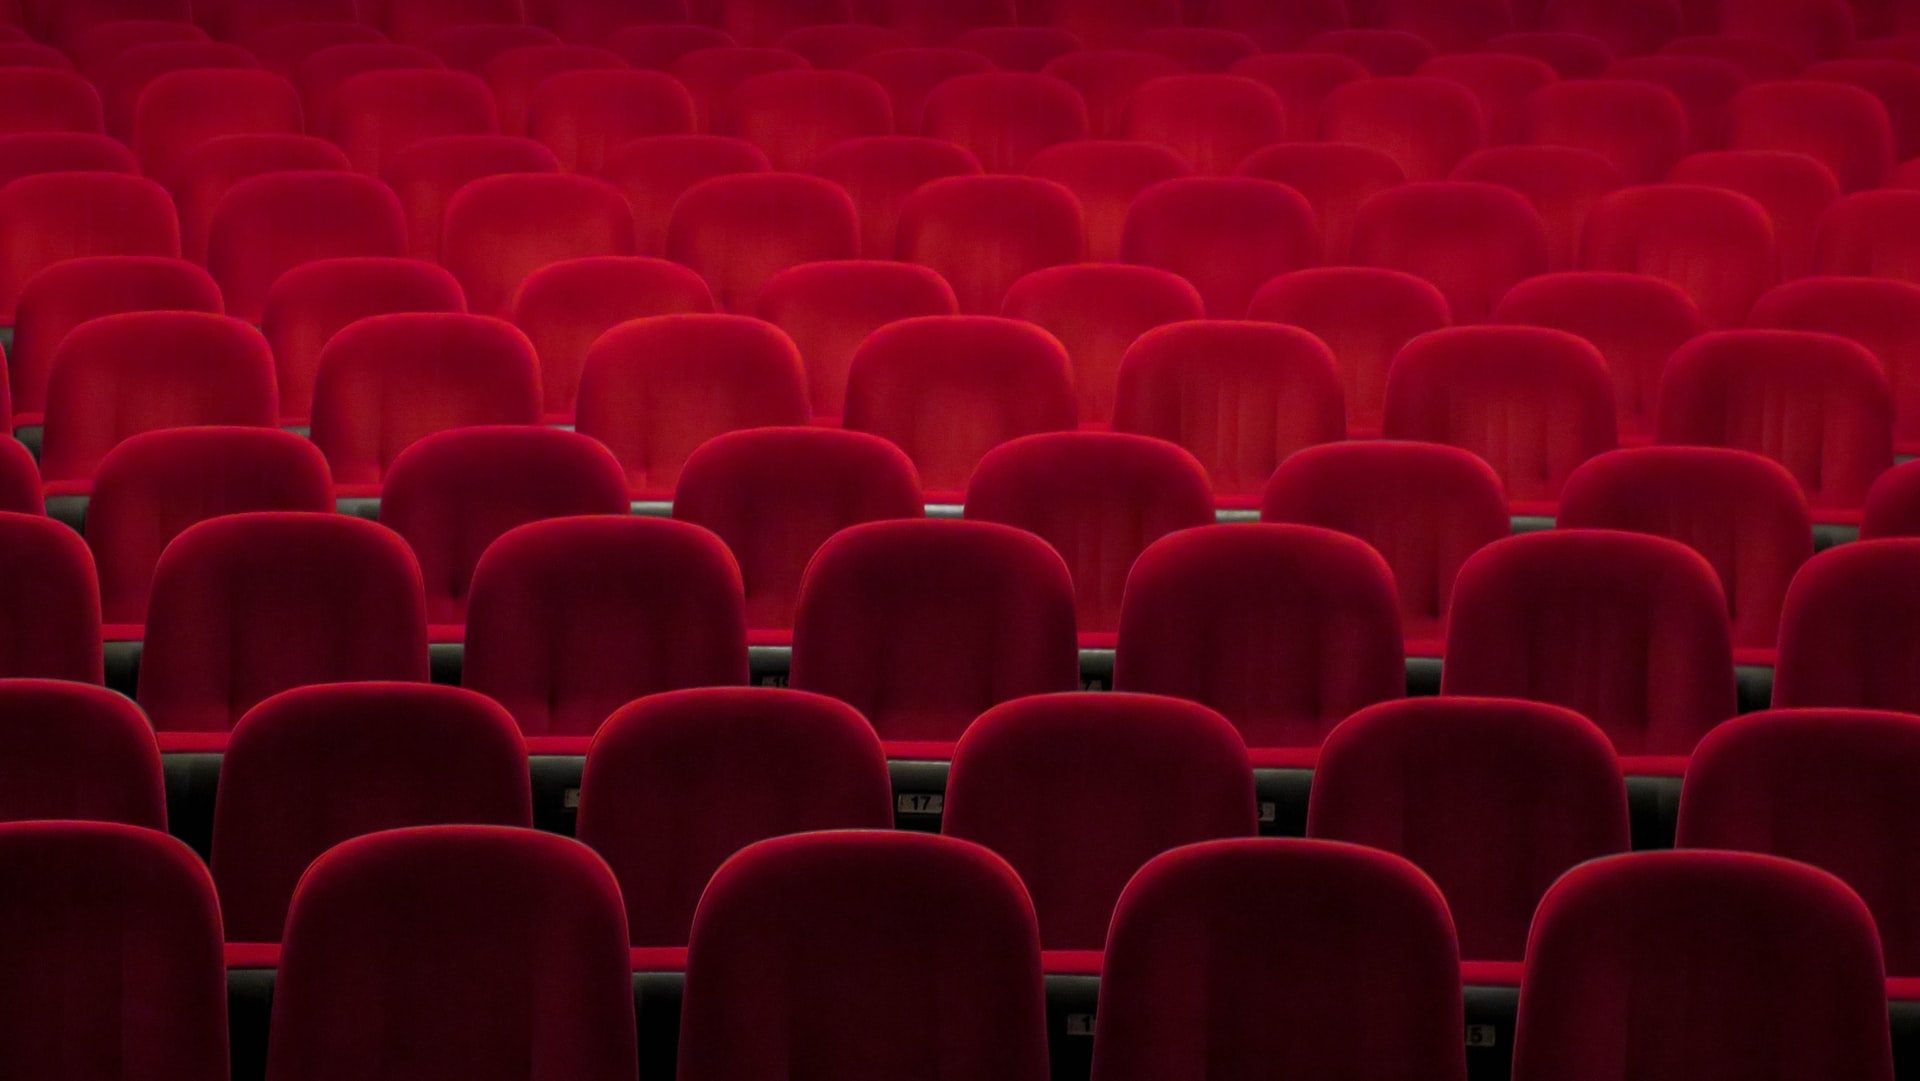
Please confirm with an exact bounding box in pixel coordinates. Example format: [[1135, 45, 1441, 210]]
[[1541, 0, 1682, 55], [483, 42, 624, 137], [131, 69, 304, 187], [440, 173, 636, 316], [1025, 140, 1189, 263], [922, 72, 1090, 173], [1416, 53, 1559, 146], [1864, 460, 1920, 538], [896, 175, 1084, 315], [601, 134, 768, 256], [1668, 150, 1840, 279], [1238, 142, 1405, 265], [427, 26, 570, 73], [1718, 0, 1857, 62], [0, 681, 164, 827], [1248, 268, 1449, 436], [754, 259, 956, 417], [726, 68, 892, 171], [1750, 276, 1920, 457], [297, 42, 445, 136], [1121, 177, 1319, 318], [170, 133, 352, 263], [528, 69, 693, 174], [1228, 53, 1369, 140], [777, 24, 910, 69], [1813, 190, 1920, 285], [1726, 80, 1893, 192], [100, 41, 258, 140], [385, 134, 559, 261], [1043, 50, 1182, 139], [1131, 27, 1260, 72], [205, 171, 408, 321], [0, 132, 134, 190], [0, 172, 179, 323], [1451, 146, 1625, 272], [1774, 539, 1920, 712], [1349, 181, 1549, 324], [1046, 0, 1179, 49], [1122, 73, 1285, 176], [1001, 263, 1203, 425], [665, 171, 858, 311], [0, 70, 103, 135], [329, 68, 500, 175], [1607, 54, 1749, 150], [1524, 79, 1689, 183], [671, 45, 808, 131], [1578, 184, 1775, 327], [511, 256, 713, 422], [0, 513, 103, 684], [1319, 76, 1487, 181], [607, 24, 735, 69]]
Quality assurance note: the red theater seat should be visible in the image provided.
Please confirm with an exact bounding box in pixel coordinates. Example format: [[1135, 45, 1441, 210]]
[[440, 173, 636, 316], [1112, 321, 1344, 503], [1579, 184, 1775, 327], [1750, 276, 1920, 457], [1417, 53, 1558, 147], [1661, 35, 1803, 80], [874, 0, 1016, 45], [1001, 263, 1203, 425], [1046, 0, 1179, 49], [727, 68, 892, 170], [1238, 143, 1404, 266], [1510, 851, 1892, 1081], [73, 21, 211, 79], [1374, 0, 1512, 50], [1449, 146, 1623, 273], [967, 432, 1215, 638], [1679, 707, 1920, 976], [1726, 80, 1893, 192], [1350, 181, 1549, 324], [1608, 54, 1749, 150], [671, 46, 808, 131], [528, 69, 692, 174], [1044, 50, 1182, 139], [0, 514, 101, 683], [131, 69, 305, 188], [1657, 330, 1892, 520], [896, 175, 1084, 315], [1805, 58, 1920, 162], [202, 0, 359, 40], [380, 427, 631, 627], [666, 171, 858, 311], [0, 133, 135, 190], [602, 134, 767, 256], [1493, 271, 1706, 443], [944, 693, 1255, 950], [1719, 0, 1858, 62], [1228, 53, 1369, 141], [212, 683, 532, 943], [1560, 448, 1813, 658], [1319, 76, 1487, 182], [1261, 441, 1509, 651], [1444, 530, 1737, 767], [100, 42, 258, 140], [529, 0, 692, 41], [137, 512, 430, 739], [607, 24, 736, 69], [0, 70, 103, 135], [1093, 839, 1466, 1081], [1774, 538, 1920, 712], [1864, 460, 1920, 537], [329, 68, 500, 175], [577, 687, 893, 948], [0, 681, 164, 827], [777, 24, 910, 69], [87, 428, 334, 628], [574, 314, 810, 499], [1123, 74, 1285, 176], [267, 827, 637, 1081], [300, 42, 443, 139], [0, 823, 226, 1081], [790, 519, 1078, 752], [673, 427, 923, 636], [8, 256, 222, 427], [1114, 525, 1405, 765], [1025, 140, 1189, 264], [428, 25, 567, 73], [483, 42, 625, 137], [39, 312, 277, 492], [1121, 177, 1318, 318], [1668, 150, 1840, 279], [802, 136, 980, 260], [1525, 79, 1689, 184], [262, 257, 467, 426], [1131, 27, 1259, 72], [0, 440, 38, 514], [844, 315, 1075, 496], [678, 832, 1047, 1081], [853, 46, 993, 131], [0, 172, 179, 323], [385, 134, 559, 261], [205, 171, 408, 322], [718, 0, 850, 48], [309, 313, 541, 494], [462, 516, 748, 744], [1212, 0, 1347, 49], [382, 0, 533, 45], [1248, 269, 1449, 436], [1542, 0, 1682, 55], [512, 256, 714, 422], [923, 72, 1089, 173], [1814, 190, 1920, 285], [755, 259, 956, 417], [170, 133, 353, 264], [1309, 698, 1629, 962]]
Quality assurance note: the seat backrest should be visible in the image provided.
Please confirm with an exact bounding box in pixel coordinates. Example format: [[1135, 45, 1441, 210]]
[[1248, 268, 1449, 435], [329, 68, 500, 175], [754, 258, 956, 417], [1451, 145, 1625, 272], [0, 172, 180, 322], [1261, 441, 1509, 645], [810, 135, 982, 260], [1123, 73, 1286, 176], [206, 171, 410, 321], [379, 426, 632, 625], [213, 683, 532, 942], [853, 45, 993, 131], [1511, 850, 1892, 1081], [440, 173, 636, 317], [1579, 183, 1775, 327], [1090, 839, 1466, 1081], [0, 513, 102, 684], [482, 42, 625, 137], [0, 69, 103, 137], [1774, 539, 1920, 713], [0, 132, 135, 190], [1381, 326, 1617, 507], [1718, 0, 1857, 62], [131, 69, 304, 188], [1120, 177, 1319, 318], [1025, 139, 1190, 263], [1229, 53, 1369, 141], [170, 133, 352, 265], [1669, 150, 1841, 279], [727, 68, 893, 171], [1525, 79, 1689, 184], [1320, 75, 1487, 181], [679, 831, 1048, 1081], [922, 71, 1090, 173], [1727, 81, 1893, 193], [1750, 276, 1920, 454], [1417, 53, 1559, 146], [0, 821, 228, 1081], [298, 42, 445, 136], [0, 680, 164, 828], [1350, 181, 1549, 323], [1308, 697, 1629, 961], [384, 133, 560, 262], [576, 687, 894, 946], [1002, 263, 1203, 426], [666, 171, 859, 312], [512, 256, 714, 420], [1815, 190, 1920, 286], [1043, 50, 1184, 139], [463, 516, 748, 739], [895, 174, 1085, 315], [528, 68, 693, 175], [1238, 141, 1405, 264], [1115, 524, 1406, 752], [671, 45, 809, 130], [789, 519, 1079, 745], [944, 693, 1256, 949], [1442, 530, 1736, 757], [88, 427, 335, 626], [267, 826, 638, 1081], [1863, 460, 1920, 538]]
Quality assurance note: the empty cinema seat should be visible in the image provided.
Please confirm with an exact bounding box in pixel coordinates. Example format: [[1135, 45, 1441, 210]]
[[1669, 150, 1841, 280], [1310, 697, 1629, 966], [576, 687, 894, 949], [1608, 54, 1748, 150], [609, 25, 738, 70], [679, 831, 1046, 1081], [1120, 178, 1319, 319], [666, 171, 859, 312], [308, 312, 542, 495], [528, 69, 694, 175], [1319, 76, 1487, 181], [1726, 80, 1894, 192], [1123, 73, 1286, 177], [1115, 525, 1405, 766], [379, 427, 632, 627], [843, 315, 1076, 497], [923, 72, 1089, 173], [462, 517, 748, 747], [0, 441, 37, 515], [211, 683, 532, 944], [1249, 268, 1450, 436], [1774, 539, 1920, 713], [966, 432, 1215, 639], [1261, 441, 1510, 652], [778, 24, 911, 68], [1443, 530, 1737, 769], [0, 172, 180, 322], [38, 312, 278, 493], [1349, 181, 1549, 323], [1815, 190, 1920, 285], [130, 69, 305, 188], [1511, 851, 1893, 1081], [512, 256, 715, 423], [1525, 79, 1689, 184], [810, 135, 983, 260], [754, 259, 957, 418], [1864, 460, 1920, 538], [266, 827, 638, 1081], [1417, 53, 1558, 146], [6, 255, 223, 427], [87, 427, 335, 629], [328, 69, 501, 175], [1305, 30, 1439, 77], [672, 46, 809, 131], [483, 43, 626, 138], [789, 519, 1079, 754], [298, 42, 446, 137], [1450, 146, 1624, 273], [0, 680, 163, 827], [1001, 264, 1203, 426], [575, 313, 811, 499], [1024, 139, 1190, 263], [205, 171, 410, 321], [385, 137, 560, 262], [1656, 330, 1893, 521], [1579, 184, 1776, 328], [439, 173, 637, 317], [895, 175, 1085, 315], [0, 513, 102, 685], [1237, 142, 1406, 265], [0, 132, 135, 189], [1090, 839, 1467, 1081], [727, 68, 893, 171], [943, 693, 1256, 951], [1044, 50, 1183, 139], [0, 822, 227, 1081], [100, 42, 259, 141], [0, 69, 105, 135], [169, 133, 354, 265], [1382, 326, 1617, 513], [673, 426, 924, 636], [260, 257, 469, 426], [428, 26, 567, 74], [1229, 53, 1370, 140], [855, 46, 994, 131], [1112, 320, 1345, 504]]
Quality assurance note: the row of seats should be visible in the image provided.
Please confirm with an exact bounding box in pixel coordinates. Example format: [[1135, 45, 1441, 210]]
[[17, 678, 1920, 977], [3, 817, 1902, 1080], [2, 488, 1917, 761]]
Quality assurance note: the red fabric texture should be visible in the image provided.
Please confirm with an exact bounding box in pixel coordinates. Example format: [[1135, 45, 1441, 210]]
[[1121, 177, 1319, 317], [512, 256, 713, 420], [0, 172, 178, 322], [1251, 268, 1448, 435], [1026, 140, 1189, 262], [601, 134, 768, 255], [1863, 459, 1920, 537], [529, 69, 693, 174], [810, 136, 982, 259], [0, 680, 165, 828], [896, 174, 1085, 314], [384, 133, 559, 261], [755, 258, 957, 417], [1751, 275, 1920, 454], [1774, 538, 1920, 712], [205, 170, 408, 320], [1124, 73, 1286, 176], [482, 43, 624, 137], [1350, 181, 1549, 323], [1671, 150, 1841, 278], [0, 513, 102, 683], [1579, 183, 1776, 327], [1002, 263, 1203, 425], [329, 68, 500, 175], [922, 72, 1089, 173], [170, 134, 350, 265], [727, 68, 892, 170], [1452, 146, 1624, 272], [1320, 75, 1487, 179], [1239, 142, 1404, 263], [441, 172, 637, 316], [667, 171, 858, 311]]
